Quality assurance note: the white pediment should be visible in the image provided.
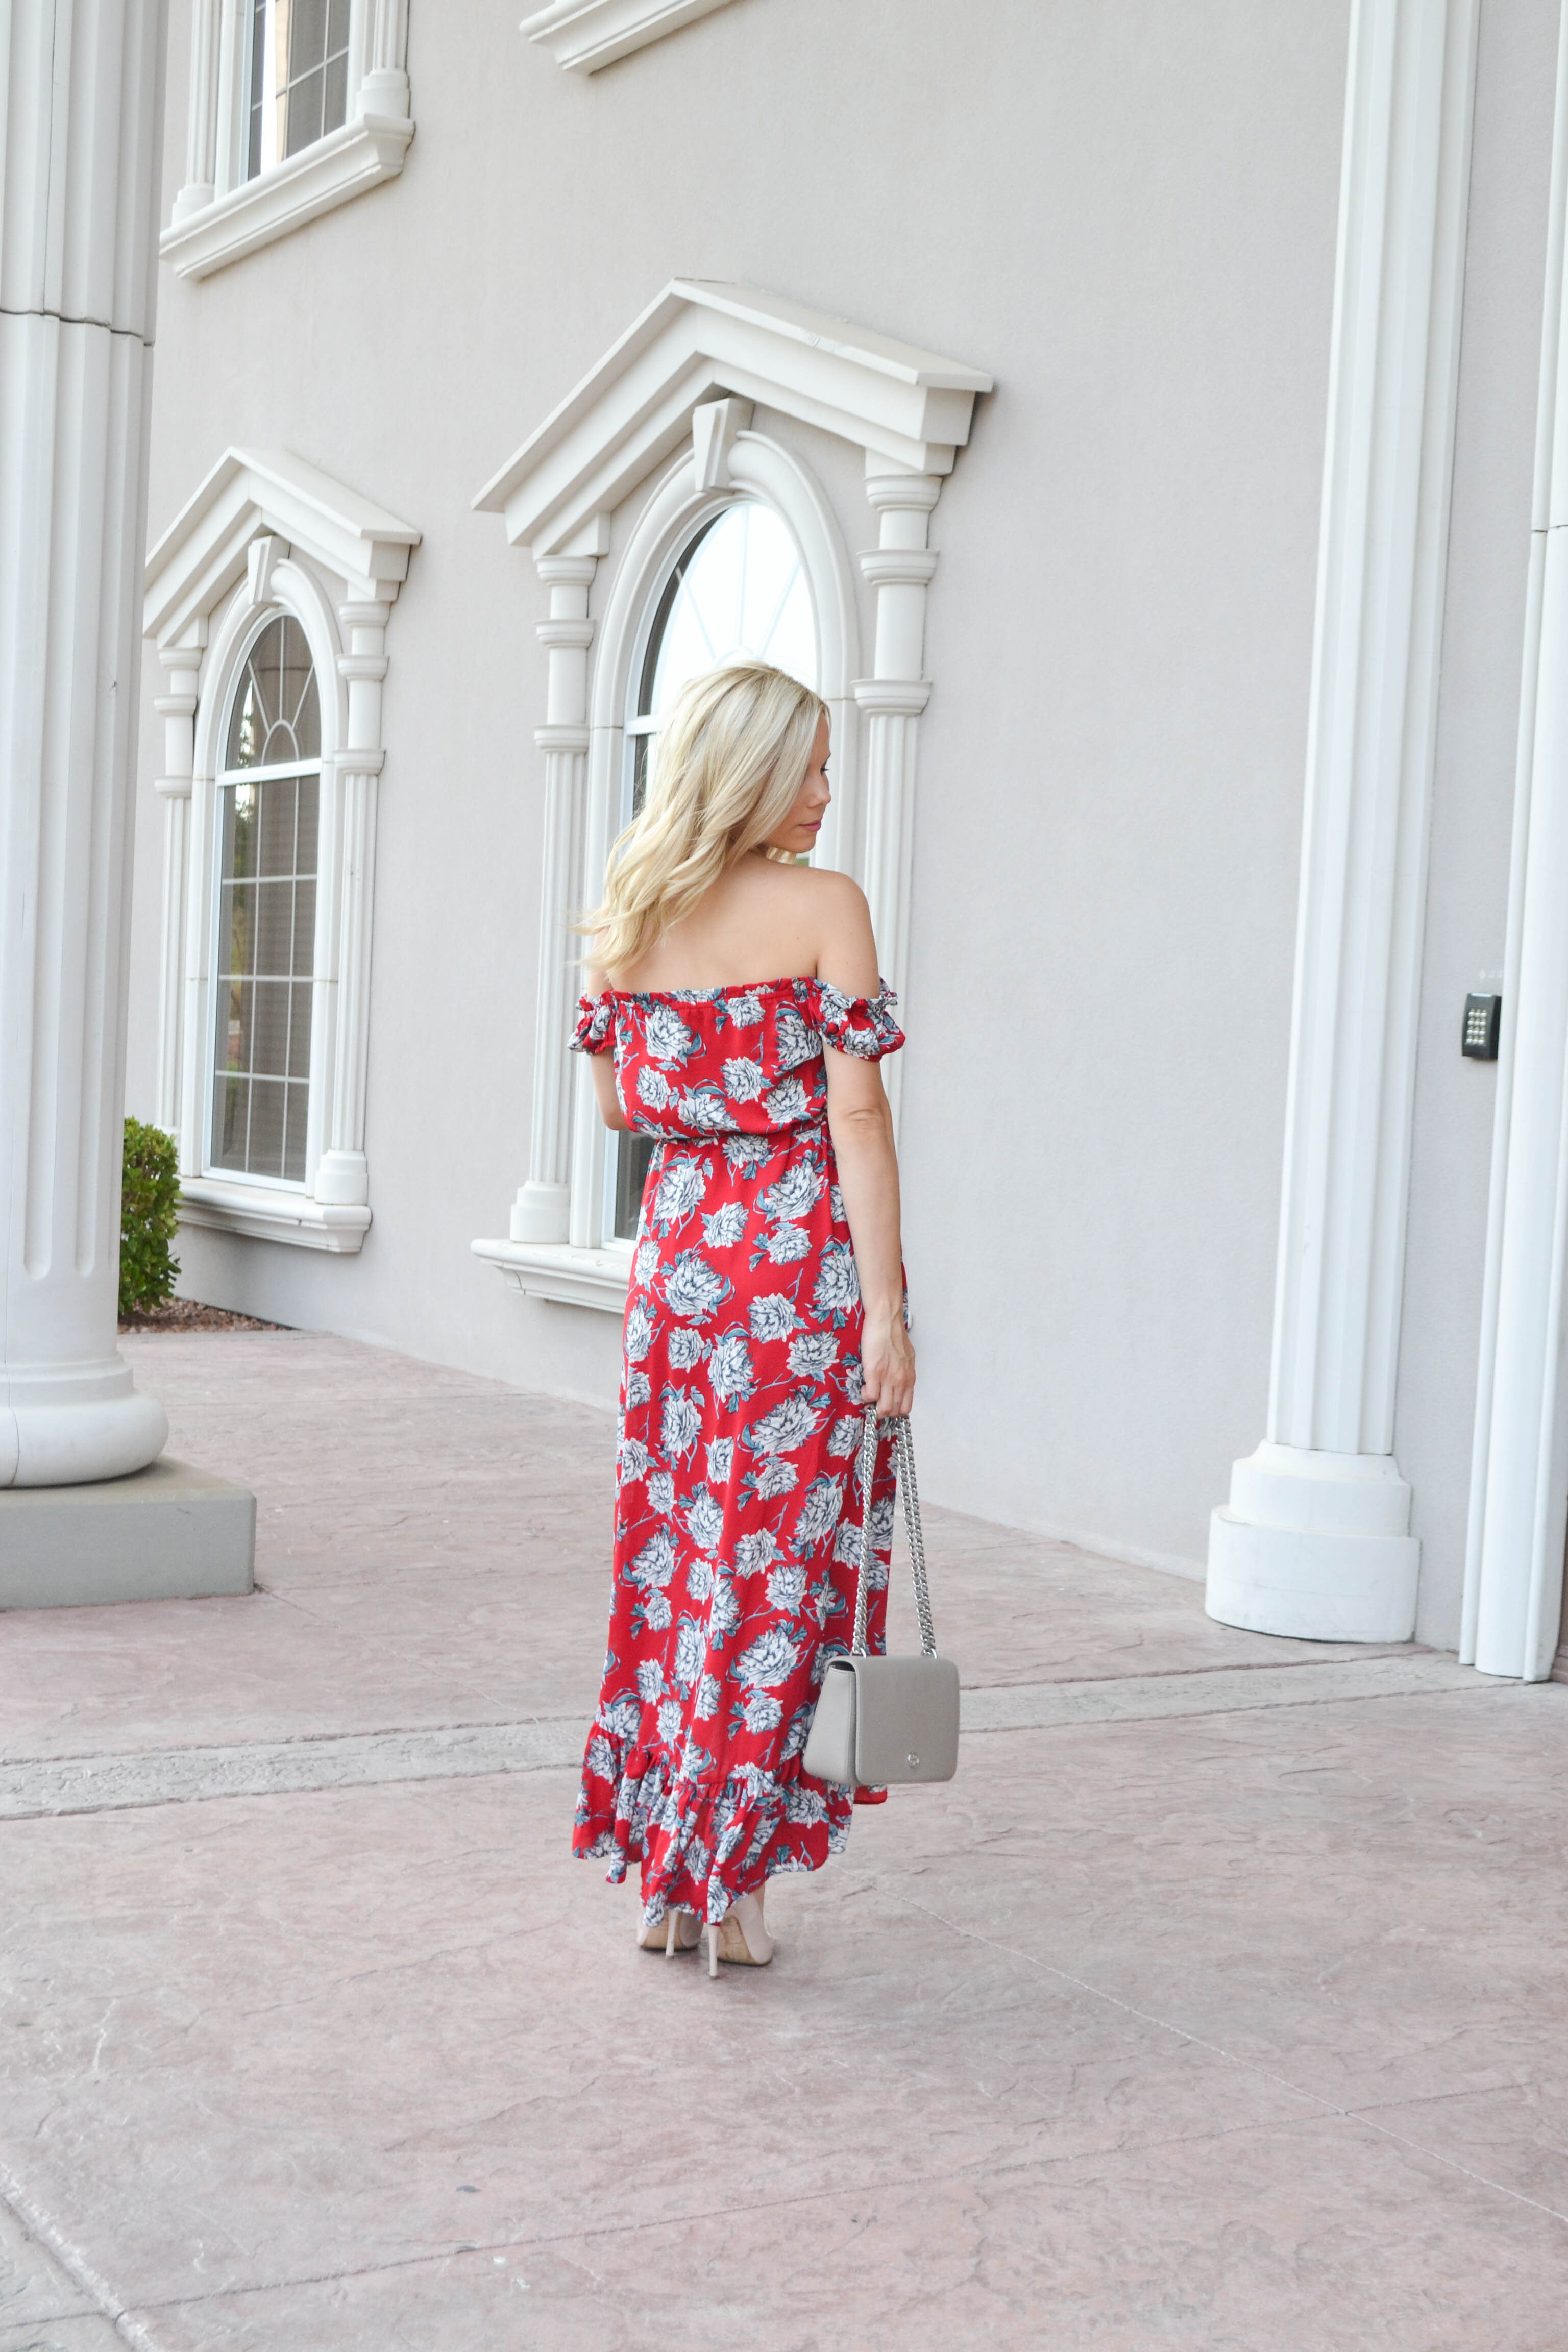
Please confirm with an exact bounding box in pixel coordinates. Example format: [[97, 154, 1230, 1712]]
[[144, 448, 421, 647], [474, 279, 992, 558]]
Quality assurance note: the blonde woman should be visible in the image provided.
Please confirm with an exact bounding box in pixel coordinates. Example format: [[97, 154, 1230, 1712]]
[[570, 659, 913, 1975]]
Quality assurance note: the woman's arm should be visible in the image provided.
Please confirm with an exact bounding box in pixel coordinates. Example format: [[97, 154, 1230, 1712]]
[[815, 880, 915, 1419], [583, 963, 631, 1131]]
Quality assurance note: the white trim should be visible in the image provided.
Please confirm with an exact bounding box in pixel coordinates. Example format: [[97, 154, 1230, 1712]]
[[1464, 0, 1568, 1682], [162, 0, 413, 282], [143, 453, 420, 1259], [522, 0, 738, 74], [473, 279, 991, 552], [179, 1177, 373, 1253], [1206, 0, 1479, 1643], [469, 1238, 631, 1312]]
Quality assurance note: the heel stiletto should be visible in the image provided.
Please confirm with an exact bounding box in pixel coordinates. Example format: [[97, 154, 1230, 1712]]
[[706, 1890, 776, 1972]]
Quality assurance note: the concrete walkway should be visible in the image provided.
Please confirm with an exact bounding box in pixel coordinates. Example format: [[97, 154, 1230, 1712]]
[[1, 1332, 1565, 2351]]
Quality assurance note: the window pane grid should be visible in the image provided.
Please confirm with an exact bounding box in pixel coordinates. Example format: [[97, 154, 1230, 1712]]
[[247, 0, 353, 181], [212, 615, 321, 1185]]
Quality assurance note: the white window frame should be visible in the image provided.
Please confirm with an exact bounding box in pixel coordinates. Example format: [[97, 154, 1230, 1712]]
[[161, 0, 413, 282], [143, 448, 420, 1254], [468, 280, 991, 1314]]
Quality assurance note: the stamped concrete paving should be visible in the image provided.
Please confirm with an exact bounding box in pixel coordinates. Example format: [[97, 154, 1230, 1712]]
[[1, 1331, 1565, 2351]]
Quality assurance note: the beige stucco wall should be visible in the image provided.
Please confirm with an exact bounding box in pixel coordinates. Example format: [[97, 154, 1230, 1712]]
[[130, 0, 1365, 1577]]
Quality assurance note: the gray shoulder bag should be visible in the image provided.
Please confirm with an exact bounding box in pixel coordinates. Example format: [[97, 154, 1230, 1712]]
[[802, 1407, 960, 1788]]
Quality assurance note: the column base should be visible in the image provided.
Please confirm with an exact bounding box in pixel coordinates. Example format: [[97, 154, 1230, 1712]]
[[1, 1378, 167, 1488], [1206, 1442, 1420, 1643], [0, 1457, 255, 1609], [510, 1181, 570, 1244]]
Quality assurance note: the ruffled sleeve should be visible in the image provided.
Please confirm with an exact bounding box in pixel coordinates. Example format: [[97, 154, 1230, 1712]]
[[801, 978, 904, 1062], [570, 991, 616, 1055]]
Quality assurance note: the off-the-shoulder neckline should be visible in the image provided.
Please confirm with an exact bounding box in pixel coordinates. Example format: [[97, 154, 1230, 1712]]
[[601, 975, 830, 1003]]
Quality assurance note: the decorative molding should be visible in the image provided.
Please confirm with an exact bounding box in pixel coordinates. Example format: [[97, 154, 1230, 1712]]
[[470, 1237, 631, 1312], [522, 0, 740, 75], [178, 1179, 373, 1254], [1206, 0, 1480, 1643], [143, 455, 420, 1254], [1464, 0, 1568, 1681], [161, 0, 413, 282], [474, 279, 992, 553]]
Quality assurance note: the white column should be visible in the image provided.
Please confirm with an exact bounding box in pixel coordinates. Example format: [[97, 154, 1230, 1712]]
[[356, 0, 411, 118], [1206, 0, 1478, 1640], [853, 465, 941, 1129], [169, 0, 220, 221], [1464, 2, 1568, 1681], [511, 555, 596, 1245], [152, 631, 204, 1132], [312, 600, 388, 1207], [0, 0, 170, 1485]]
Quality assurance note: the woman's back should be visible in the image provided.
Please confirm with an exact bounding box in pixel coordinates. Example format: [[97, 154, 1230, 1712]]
[[607, 855, 868, 996]]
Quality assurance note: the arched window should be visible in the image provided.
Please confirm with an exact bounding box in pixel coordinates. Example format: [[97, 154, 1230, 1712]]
[[608, 500, 819, 1239], [209, 613, 322, 1185]]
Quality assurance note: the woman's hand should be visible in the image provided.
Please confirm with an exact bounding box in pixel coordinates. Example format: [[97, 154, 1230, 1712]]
[[860, 1305, 915, 1420]]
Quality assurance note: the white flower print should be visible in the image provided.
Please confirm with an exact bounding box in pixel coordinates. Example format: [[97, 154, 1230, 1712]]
[[781, 1703, 816, 1760], [742, 1689, 784, 1732], [784, 1781, 828, 1825], [686, 1555, 716, 1602], [773, 1005, 819, 1070], [763, 1074, 810, 1124], [843, 1355, 864, 1406], [636, 1065, 673, 1110], [600, 1695, 641, 1739], [748, 1293, 798, 1343], [733, 1531, 777, 1576], [723, 1132, 773, 1170], [708, 1328, 755, 1405], [634, 1239, 659, 1285], [868, 1496, 895, 1550], [763, 1221, 813, 1265], [788, 1331, 838, 1379], [827, 1413, 861, 1457], [660, 1385, 702, 1460], [702, 1199, 747, 1248], [644, 1002, 695, 1063], [682, 1085, 736, 1130], [829, 1183, 846, 1225], [733, 1625, 800, 1688], [752, 1456, 798, 1499], [630, 1528, 676, 1591], [666, 1325, 707, 1369], [657, 1696, 683, 1744], [766, 1561, 807, 1615], [722, 1057, 767, 1102], [651, 1156, 707, 1234], [626, 1368, 652, 1408], [706, 1436, 734, 1485], [728, 991, 765, 1027], [833, 1517, 866, 1568], [694, 1671, 721, 1718], [793, 1474, 844, 1551], [673, 1615, 704, 1688], [660, 1250, 729, 1322], [585, 1732, 618, 1782], [635, 1658, 666, 1702], [616, 1435, 649, 1483], [709, 1575, 740, 1636], [625, 1297, 655, 1363], [812, 1243, 861, 1321], [647, 1469, 675, 1515], [763, 1160, 825, 1221], [750, 1391, 824, 1456], [682, 1486, 724, 1552]]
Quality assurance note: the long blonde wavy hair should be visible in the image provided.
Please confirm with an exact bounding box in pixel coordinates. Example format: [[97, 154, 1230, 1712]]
[[581, 659, 825, 977]]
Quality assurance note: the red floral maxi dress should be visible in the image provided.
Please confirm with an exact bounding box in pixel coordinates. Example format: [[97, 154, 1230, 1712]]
[[570, 976, 905, 1928]]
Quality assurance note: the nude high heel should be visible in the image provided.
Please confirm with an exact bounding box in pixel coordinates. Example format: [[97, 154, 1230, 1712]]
[[636, 1907, 699, 1953], [706, 1890, 776, 1975]]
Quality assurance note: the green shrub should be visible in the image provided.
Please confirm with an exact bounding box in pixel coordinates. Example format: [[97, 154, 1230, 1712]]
[[119, 1117, 181, 1319]]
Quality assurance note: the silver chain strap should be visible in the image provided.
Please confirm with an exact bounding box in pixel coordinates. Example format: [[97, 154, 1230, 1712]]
[[850, 1404, 938, 1658]]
